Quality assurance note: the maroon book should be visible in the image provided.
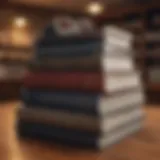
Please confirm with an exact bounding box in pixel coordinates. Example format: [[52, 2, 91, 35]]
[[23, 72, 103, 92]]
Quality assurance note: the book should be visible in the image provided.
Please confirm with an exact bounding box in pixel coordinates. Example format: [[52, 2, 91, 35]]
[[23, 72, 140, 93], [18, 103, 144, 133], [17, 119, 143, 149], [35, 42, 102, 58], [21, 89, 144, 115], [30, 55, 134, 72], [36, 17, 102, 47], [36, 19, 133, 58]]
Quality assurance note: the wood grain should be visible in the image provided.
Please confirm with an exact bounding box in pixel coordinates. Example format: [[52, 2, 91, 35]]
[[0, 102, 160, 160]]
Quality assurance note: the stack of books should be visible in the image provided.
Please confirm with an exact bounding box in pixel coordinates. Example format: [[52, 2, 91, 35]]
[[17, 17, 144, 149]]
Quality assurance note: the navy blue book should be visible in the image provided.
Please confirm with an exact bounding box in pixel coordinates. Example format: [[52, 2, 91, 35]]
[[35, 42, 102, 58], [17, 120, 98, 148], [17, 119, 142, 149], [21, 88, 101, 115], [36, 21, 102, 47], [21, 88, 143, 116]]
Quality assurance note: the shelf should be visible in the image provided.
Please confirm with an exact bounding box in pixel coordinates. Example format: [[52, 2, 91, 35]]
[[0, 44, 33, 52], [147, 83, 160, 92]]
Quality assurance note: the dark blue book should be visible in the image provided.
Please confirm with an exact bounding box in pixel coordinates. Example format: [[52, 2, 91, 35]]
[[17, 119, 142, 149], [35, 42, 102, 58], [21, 88, 143, 116], [36, 23, 102, 47], [21, 88, 101, 115], [17, 120, 98, 148]]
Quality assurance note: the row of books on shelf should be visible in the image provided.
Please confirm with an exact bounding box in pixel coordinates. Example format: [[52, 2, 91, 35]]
[[123, 14, 144, 32], [0, 50, 32, 63], [146, 9, 160, 63], [147, 9, 160, 29], [0, 45, 31, 82], [146, 9, 160, 55], [0, 63, 27, 81]]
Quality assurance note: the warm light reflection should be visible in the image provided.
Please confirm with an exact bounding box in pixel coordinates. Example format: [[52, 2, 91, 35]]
[[13, 17, 27, 28], [87, 2, 104, 15]]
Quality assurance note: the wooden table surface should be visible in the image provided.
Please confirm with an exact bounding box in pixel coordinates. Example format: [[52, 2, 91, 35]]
[[0, 102, 160, 160]]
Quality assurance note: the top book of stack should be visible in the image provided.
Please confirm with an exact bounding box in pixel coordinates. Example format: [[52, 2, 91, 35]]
[[30, 17, 134, 72]]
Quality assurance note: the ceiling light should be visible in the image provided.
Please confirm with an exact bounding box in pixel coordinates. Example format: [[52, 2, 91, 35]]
[[13, 17, 27, 28], [87, 1, 104, 15]]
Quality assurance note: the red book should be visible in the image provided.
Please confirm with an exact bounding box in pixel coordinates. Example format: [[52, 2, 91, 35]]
[[23, 71, 140, 93], [23, 72, 103, 92]]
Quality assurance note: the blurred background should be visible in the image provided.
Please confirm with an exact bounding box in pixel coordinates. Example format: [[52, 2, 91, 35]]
[[0, 0, 159, 104], [0, 1, 160, 160]]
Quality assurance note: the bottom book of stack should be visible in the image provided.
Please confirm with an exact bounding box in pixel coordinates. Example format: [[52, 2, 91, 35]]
[[17, 101, 144, 149]]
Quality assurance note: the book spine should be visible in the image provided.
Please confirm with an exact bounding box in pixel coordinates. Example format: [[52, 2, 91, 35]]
[[35, 42, 102, 58], [18, 107, 99, 132], [17, 120, 98, 143], [23, 72, 103, 92], [21, 89, 100, 113], [37, 37, 102, 46], [30, 56, 134, 72], [29, 54, 101, 71], [18, 103, 143, 133], [17, 119, 142, 149]]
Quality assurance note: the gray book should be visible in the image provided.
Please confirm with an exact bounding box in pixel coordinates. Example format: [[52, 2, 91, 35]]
[[18, 99, 144, 133]]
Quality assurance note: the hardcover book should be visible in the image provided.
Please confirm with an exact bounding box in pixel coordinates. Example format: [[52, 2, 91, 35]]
[[17, 119, 143, 149], [18, 104, 144, 133], [30, 55, 134, 72], [21, 89, 144, 115], [23, 72, 140, 93]]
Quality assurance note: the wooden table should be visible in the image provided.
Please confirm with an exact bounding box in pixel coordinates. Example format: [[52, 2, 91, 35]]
[[0, 102, 160, 160]]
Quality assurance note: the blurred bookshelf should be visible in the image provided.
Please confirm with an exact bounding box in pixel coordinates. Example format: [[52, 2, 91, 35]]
[[0, 2, 159, 103], [0, 44, 32, 99], [145, 8, 160, 104], [97, 4, 160, 104]]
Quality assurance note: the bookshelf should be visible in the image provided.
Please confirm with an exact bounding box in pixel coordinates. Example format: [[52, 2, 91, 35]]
[[0, 44, 32, 99], [145, 8, 160, 103], [97, 4, 160, 104], [0, 2, 159, 102]]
